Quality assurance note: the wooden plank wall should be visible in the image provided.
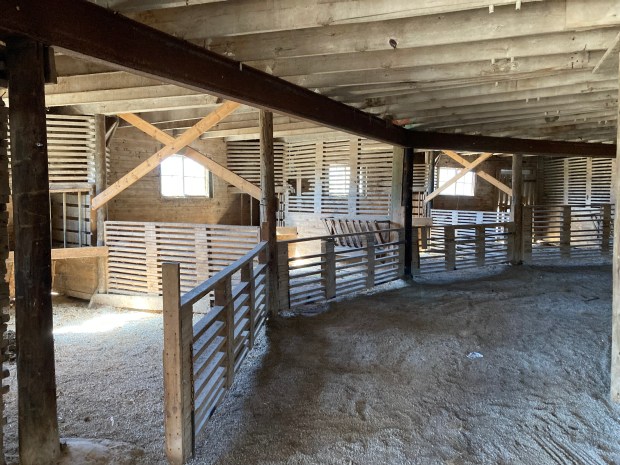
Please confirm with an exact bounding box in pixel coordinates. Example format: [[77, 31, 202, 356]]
[[108, 127, 252, 225], [105, 221, 260, 295], [543, 157, 615, 205]]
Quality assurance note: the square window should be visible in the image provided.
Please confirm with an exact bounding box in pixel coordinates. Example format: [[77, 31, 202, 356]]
[[161, 155, 211, 198], [437, 167, 475, 196]]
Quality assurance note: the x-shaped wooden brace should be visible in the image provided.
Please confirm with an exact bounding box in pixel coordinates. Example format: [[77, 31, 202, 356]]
[[424, 150, 512, 203], [91, 100, 242, 211]]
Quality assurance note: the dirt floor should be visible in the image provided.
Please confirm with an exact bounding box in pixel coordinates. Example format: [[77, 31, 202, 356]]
[[5, 262, 620, 464]]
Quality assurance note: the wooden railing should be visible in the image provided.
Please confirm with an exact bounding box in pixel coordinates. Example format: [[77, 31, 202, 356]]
[[162, 241, 269, 465], [277, 228, 405, 310], [412, 222, 515, 274], [524, 204, 613, 261]]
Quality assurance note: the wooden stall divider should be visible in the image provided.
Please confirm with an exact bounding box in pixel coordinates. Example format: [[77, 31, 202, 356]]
[[321, 238, 336, 299], [444, 226, 456, 270], [365, 234, 376, 289], [560, 206, 572, 258], [276, 242, 291, 311]]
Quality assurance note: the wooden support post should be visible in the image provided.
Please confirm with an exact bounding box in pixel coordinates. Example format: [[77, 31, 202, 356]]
[[390, 147, 405, 228], [612, 53, 620, 401], [411, 227, 421, 275], [241, 262, 255, 349], [403, 148, 414, 277], [445, 226, 456, 270], [560, 205, 572, 259], [397, 229, 406, 277], [601, 204, 612, 254], [94, 114, 107, 246], [162, 262, 193, 465], [276, 242, 290, 311], [259, 110, 278, 317], [62, 192, 67, 248], [511, 153, 524, 265], [365, 234, 375, 289], [0, 88, 10, 465], [523, 205, 533, 262], [6, 37, 61, 465], [215, 276, 234, 388], [321, 238, 336, 299], [475, 225, 486, 267], [348, 138, 359, 216]]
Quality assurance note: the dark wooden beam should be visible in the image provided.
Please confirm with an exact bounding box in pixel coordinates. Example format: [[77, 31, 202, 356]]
[[6, 37, 60, 465], [0, 0, 410, 147], [410, 131, 617, 158], [403, 148, 414, 277], [510, 154, 524, 265], [0, 45, 6, 88]]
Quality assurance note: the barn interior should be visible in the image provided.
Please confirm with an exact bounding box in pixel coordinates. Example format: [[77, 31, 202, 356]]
[[0, 1, 619, 464]]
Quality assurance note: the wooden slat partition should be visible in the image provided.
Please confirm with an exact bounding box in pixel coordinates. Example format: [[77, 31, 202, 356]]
[[226, 140, 285, 188], [277, 228, 405, 309], [6, 114, 96, 184], [524, 204, 614, 262], [543, 157, 614, 205], [284, 137, 426, 219], [105, 221, 259, 296], [412, 222, 515, 274], [162, 242, 269, 463], [431, 208, 511, 226]]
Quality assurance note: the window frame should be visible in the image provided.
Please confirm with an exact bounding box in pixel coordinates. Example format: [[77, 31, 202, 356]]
[[436, 166, 476, 197], [160, 154, 213, 199]]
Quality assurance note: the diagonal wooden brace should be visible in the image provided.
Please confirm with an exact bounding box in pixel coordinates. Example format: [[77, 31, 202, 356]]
[[425, 152, 493, 203], [442, 149, 512, 196], [91, 100, 240, 211], [118, 112, 261, 200]]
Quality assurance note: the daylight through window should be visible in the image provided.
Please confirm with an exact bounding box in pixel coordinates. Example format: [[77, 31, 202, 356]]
[[437, 167, 475, 196], [161, 155, 211, 197]]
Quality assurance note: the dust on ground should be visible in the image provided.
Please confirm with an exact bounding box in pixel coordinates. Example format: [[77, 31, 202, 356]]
[[5, 263, 620, 464]]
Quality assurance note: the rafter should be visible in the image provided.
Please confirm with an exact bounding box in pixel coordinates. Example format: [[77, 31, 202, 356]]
[[0, 0, 411, 147]]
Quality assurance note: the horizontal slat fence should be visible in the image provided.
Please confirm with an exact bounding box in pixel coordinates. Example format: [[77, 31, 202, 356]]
[[413, 223, 515, 274], [163, 242, 269, 464], [6, 114, 96, 184], [431, 208, 510, 226], [524, 204, 613, 262], [105, 221, 259, 296], [277, 229, 405, 309]]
